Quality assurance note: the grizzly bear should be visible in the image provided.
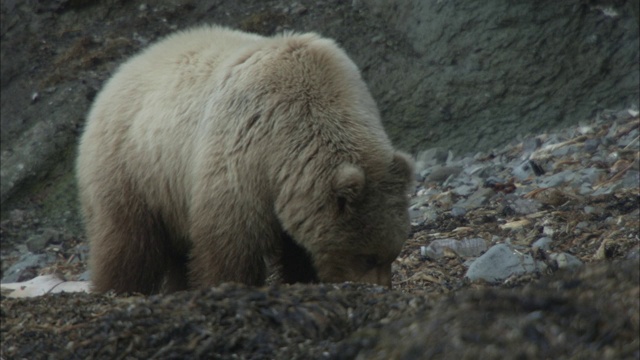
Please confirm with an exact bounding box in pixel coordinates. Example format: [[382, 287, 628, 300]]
[[76, 25, 414, 294]]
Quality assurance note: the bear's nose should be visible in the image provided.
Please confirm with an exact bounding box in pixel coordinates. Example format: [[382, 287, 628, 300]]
[[360, 263, 392, 287]]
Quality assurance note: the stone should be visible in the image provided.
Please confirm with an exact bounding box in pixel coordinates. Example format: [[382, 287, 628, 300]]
[[465, 244, 538, 282], [549, 252, 583, 270], [415, 148, 449, 174], [425, 166, 462, 184], [532, 237, 553, 251], [455, 188, 495, 210], [424, 238, 487, 259]]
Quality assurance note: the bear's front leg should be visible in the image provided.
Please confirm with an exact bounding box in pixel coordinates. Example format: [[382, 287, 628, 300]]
[[187, 226, 268, 287]]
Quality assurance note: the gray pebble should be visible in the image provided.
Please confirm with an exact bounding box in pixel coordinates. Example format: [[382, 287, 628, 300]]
[[450, 206, 467, 217], [584, 205, 604, 215], [578, 183, 594, 195], [575, 221, 590, 230], [512, 161, 534, 180], [1, 253, 53, 283], [25, 228, 62, 252], [583, 138, 601, 152], [409, 194, 430, 209], [592, 182, 620, 196], [421, 208, 439, 224], [578, 168, 605, 184], [549, 252, 583, 270], [537, 171, 568, 188], [469, 164, 498, 179], [409, 208, 425, 226], [415, 148, 449, 174], [78, 270, 92, 282], [532, 237, 553, 251], [620, 170, 639, 190], [452, 184, 477, 197], [522, 137, 542, 153], [409, 208, 424, 221], [473, 152, 488, 161], [26, 234, 50, 252], [455, 188, 495, 210], [625, 246, 640, 260], [618, 129, 638, 147], [551, 144, 580, 157], [510, 198, 542, 215], [425, 166, 462, 184]]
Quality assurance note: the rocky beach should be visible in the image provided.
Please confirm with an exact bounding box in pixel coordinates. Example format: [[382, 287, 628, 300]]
[[1, 1, 638, 358]]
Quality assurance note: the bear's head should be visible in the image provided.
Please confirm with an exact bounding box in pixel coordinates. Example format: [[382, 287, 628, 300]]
[[278, 151, 415, 287]]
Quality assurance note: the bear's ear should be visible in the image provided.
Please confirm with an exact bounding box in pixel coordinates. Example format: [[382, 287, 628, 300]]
[[389, 151, 415, 185], [332, 163, 365, 212]]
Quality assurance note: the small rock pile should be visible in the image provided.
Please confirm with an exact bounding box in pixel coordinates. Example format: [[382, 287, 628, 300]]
[[395, 109, 639, 289]]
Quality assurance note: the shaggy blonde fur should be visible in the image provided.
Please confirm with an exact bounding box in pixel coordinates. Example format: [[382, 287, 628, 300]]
[[77, 25, 414, 294]]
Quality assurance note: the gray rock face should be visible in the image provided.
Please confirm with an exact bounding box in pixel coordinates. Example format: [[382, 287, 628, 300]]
[[367, 0, 639, 154]]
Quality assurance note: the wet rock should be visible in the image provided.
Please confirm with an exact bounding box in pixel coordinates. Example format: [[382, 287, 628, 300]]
[[465, 244, 538, 282]]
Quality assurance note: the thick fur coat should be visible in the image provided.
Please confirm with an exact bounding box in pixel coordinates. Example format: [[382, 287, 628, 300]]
[[76, 25, 414, 294]]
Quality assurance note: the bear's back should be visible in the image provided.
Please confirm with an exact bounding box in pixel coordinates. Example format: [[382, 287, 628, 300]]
[[81, 25, 394, 207], [98, 26, 266, 103], [131, 25, 265, 75]]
